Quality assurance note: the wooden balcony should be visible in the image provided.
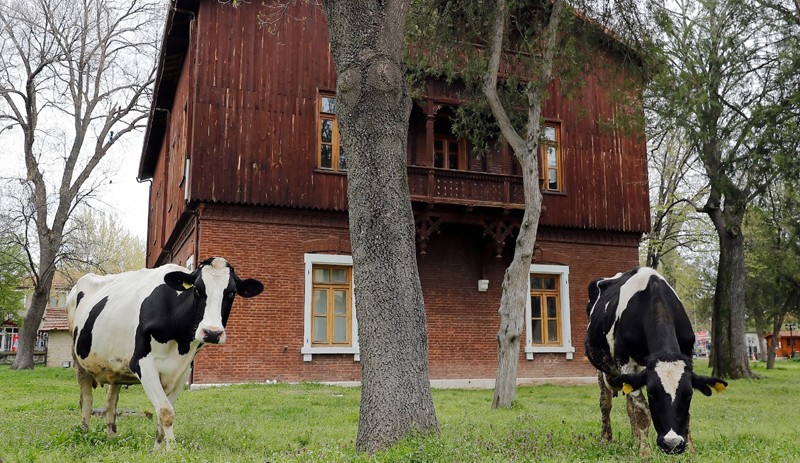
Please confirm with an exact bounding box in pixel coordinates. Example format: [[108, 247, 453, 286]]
[[407, 166, 525, 210]]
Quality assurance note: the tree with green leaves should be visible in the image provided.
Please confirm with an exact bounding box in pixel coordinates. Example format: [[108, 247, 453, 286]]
[[646, 0, 794, 379], [0, 0, 159, 370], [0, 244, 26, 325], [745, 182, 800, 368]]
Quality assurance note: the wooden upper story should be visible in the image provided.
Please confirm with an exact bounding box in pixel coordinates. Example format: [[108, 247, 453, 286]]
[[139, 0, 650, 264]]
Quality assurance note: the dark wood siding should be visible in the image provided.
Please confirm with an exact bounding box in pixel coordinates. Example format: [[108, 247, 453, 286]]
[[144, 0, 649, 264], [189, 2, 346, 210]]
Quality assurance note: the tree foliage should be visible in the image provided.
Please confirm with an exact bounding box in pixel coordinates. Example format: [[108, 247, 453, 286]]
[[0, 243, 26, 324]]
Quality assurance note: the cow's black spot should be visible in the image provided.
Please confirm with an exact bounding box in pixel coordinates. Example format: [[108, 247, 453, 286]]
[[130, 284, 204, 377], [75, 297, 109, 359], [76, 291, 84, 307]]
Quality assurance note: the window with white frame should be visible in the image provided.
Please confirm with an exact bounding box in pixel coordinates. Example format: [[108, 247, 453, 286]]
[[301, 254, 359, 361], [525, 264, 575, 359]]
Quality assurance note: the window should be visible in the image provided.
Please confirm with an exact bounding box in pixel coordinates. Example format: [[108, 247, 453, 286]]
[[1, 327, 18, 352], [302, 254, 359, 361], [525, 264, 574, 359], [311, 266, 352, 346], [318, 93, 347, 172], [540, 123, 562, 192], [433, 135, 466, 170], [530, 274, 561, 345]]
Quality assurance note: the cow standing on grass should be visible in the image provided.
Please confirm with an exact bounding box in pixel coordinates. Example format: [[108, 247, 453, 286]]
[[585, 267, 727, 457], [66, 257, 263, 450]]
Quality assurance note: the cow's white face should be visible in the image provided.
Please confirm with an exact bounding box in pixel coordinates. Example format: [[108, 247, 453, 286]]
[[163, 257, 264, 345], [611, 359, 728, 455], [194, 258, 235, 344]]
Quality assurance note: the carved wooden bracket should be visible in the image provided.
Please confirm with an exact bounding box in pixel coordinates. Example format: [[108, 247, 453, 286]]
[[483, 220, 519, 259], [415, 213, 442, 257]]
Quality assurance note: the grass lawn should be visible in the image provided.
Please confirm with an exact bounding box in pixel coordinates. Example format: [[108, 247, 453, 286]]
[[1, 361, 798, 462]]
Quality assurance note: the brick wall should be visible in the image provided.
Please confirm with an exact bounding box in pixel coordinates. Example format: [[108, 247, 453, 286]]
[[190, 206, 639, 385]]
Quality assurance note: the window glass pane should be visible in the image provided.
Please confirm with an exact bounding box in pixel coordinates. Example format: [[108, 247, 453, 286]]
[[334, 317, 347, 343], [544, 126, 557, 141], [531, 320, 542, 343], [449, 142, 459, 154], [547, 320, 559, 342], [547, 296, 558, 318], [332, 269, 347, 284], [338, 147, 347, 170], [314, 268, 329, 283], [448, 154, 458, 169], [320, 144, 333, 169], [322, 96, 336, 114], [531, 277, 541, 289], [434, 152, 443, 168], [548, 169, 558, 190], [434, 139, 443, 150], [543, 277, 556, 290], [334, 290, 347, 315], [548, 146, 557, 167], [531, 296, 541, 318], [321, 119, 333, 143], [313, 289, 328, 315], [313, 317, 327, 343]]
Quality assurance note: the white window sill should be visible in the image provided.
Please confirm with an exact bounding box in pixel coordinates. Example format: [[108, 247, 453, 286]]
[[301, 346, 360, 362], [525, 345, 575, 360]]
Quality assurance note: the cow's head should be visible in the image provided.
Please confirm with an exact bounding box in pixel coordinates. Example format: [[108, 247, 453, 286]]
[[610, 355, 727, 455], [164, 257, 264, 344]]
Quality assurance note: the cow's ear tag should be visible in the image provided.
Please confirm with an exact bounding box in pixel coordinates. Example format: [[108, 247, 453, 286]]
[[713, 382, 726, 393], [182, 282, 193, 290], [622, 383, 633, 395]]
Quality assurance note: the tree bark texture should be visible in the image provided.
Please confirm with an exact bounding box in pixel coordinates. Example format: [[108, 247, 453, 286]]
[[707, 206, 756, 379], [322, 0, 438, 454], [483, 0, 562, 408]]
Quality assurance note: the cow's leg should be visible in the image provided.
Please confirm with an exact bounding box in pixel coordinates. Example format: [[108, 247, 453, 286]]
[[104, 383, 122, 438], [137, 358, 176, 451], [76, 362, 94, 432], [626, 389, 651, 458], [598, 372, 614, 441], [686, 411, 696, 454]]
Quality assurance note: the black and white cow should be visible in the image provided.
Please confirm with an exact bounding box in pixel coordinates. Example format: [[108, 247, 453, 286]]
[[66, 257, 263, 450], [585, 267, 727, 457]]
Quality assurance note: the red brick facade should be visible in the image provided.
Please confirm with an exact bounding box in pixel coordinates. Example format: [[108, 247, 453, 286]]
[[186, 205, 639, 385]]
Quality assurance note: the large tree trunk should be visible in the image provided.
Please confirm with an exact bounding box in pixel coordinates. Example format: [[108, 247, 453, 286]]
[[322, 0, 438, 454], [708, 207, 757, 379], [11, 250, 57, 370]]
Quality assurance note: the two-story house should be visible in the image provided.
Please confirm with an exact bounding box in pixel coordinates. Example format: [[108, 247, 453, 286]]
[[138, 0, 649, 386]]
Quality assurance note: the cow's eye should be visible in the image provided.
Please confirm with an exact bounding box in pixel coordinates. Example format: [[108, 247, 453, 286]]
[[225, 291, 235, 299]]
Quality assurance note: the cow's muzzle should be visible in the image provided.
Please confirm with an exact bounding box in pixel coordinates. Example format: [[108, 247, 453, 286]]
[[201, 328, 225, 344], [657, 431, 686, 454]]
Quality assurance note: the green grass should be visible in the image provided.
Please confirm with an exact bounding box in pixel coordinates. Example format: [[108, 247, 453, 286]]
[[1, 361, 799, 462]]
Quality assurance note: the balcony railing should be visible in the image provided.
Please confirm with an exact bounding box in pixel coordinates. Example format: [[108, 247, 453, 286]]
[[407, 166, 525, 209]]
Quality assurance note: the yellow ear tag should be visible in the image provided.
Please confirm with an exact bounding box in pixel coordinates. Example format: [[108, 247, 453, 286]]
[[182, 282, 193, 290], [713, 382, 726, 393], [622, 383, 634, 395]]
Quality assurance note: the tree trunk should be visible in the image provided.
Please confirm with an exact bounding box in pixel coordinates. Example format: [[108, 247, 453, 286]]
[[708, 209, 756, 379], [492, 194, 542, 408], [11, 254, 57, 370], [483, 0, 561, 408], [322, 0, 438, 454], [766, 316, 785, 369]]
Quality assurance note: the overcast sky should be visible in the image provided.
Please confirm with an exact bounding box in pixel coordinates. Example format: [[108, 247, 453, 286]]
[[0, 131, 150, 241]]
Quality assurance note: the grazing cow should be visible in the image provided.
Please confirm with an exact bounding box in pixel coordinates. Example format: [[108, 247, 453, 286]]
[[585, 267, 727, 457], [66, 257, 263, 450]]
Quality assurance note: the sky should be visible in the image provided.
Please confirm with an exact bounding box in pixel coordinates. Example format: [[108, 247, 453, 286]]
[[0, 131, 151, 241]]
